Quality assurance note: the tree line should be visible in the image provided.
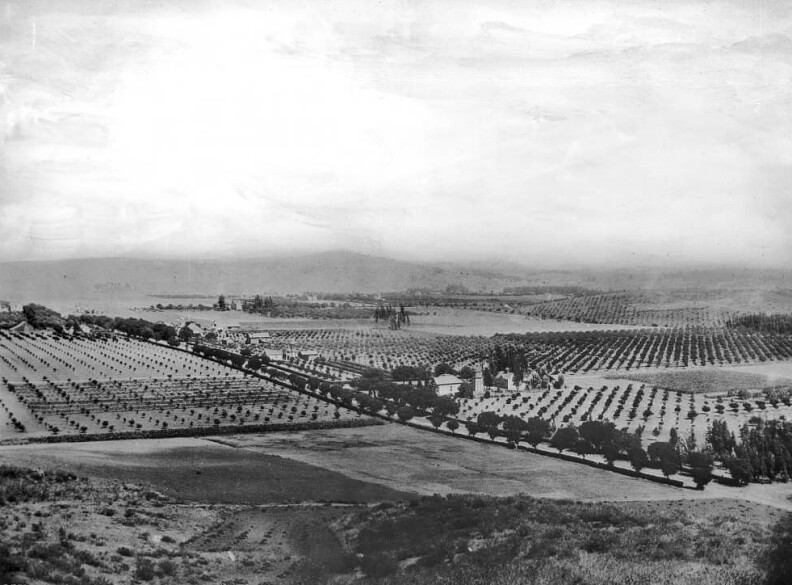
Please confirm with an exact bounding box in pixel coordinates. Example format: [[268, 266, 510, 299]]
[[466, 415, 715, 488], [706, 418, 792, 484], [726, 313, 792, 335]]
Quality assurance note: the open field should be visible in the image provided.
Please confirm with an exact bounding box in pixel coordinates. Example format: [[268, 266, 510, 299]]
[[0, 437, 411, 504], [4, 426, 792, 511], [127, 305, 642, 336], [610, 368, 792, 394], [205, 424, 792, 509]]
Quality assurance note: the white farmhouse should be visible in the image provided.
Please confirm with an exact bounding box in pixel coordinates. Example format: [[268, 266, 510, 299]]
[[434, 374, 463, 397]]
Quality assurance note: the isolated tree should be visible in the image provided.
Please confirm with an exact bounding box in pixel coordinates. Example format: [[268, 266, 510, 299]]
[[579, 420, 616, 451], [688, 451, 715, 489], [575, 438, 594, 459], [447, 419, 460, 434], [217, 295, 227, 311], [602, 441, 620, 467], [178, 326, 193, 343], [660, 454, 681, 478], [434, 362, 456, 377], [725, 457, 753, 486], [705, 419, 736, 458], [525, 417, 551, 447], [397, 405, 415, 422], [629, 447, 649, 473], [429, 414, 445, 429], [551, 426, 579, 453], [456, 382, 474, 399], [477, 411, 502, 439], [434, 396, 460, 418]]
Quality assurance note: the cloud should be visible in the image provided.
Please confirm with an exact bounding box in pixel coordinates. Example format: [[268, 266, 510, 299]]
[[0, 0, 791, 267]]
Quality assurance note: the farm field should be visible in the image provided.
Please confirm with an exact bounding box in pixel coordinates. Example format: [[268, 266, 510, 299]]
[[0, 332, 373, 442], [449, 379, 792, 449], [519, 291, 736, 327], [266, 325, 792, 374]]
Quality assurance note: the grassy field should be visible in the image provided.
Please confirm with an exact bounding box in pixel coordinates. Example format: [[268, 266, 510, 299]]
[[612, 368, 792, 394], [0, 438, 412, 505]]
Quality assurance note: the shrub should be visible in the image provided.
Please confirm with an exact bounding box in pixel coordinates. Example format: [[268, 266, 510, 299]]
[[157, 558, 177, 576], [359, 552, 398, 578], [135, 557, 156, 581]]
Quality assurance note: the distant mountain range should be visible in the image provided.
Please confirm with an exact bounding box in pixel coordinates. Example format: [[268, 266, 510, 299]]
[[1, 251, 790, 304], [0, 252, 526, 302]]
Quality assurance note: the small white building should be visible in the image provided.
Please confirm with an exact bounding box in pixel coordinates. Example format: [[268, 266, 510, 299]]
[[434, 374, 463, 397], [263, 348, 284, 361], [248, 331, 271, 343]]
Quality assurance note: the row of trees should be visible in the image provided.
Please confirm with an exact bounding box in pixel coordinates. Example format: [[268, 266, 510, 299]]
[[246, 294, 276, 313], [726, 313, 792, 335], [707, 418, 792, 484], [21, 304, 65, 330], [374, 303, 410, 330], [466, 415, 715, 488], [112, 318, 179, 345], [191, 344, 246, 368]]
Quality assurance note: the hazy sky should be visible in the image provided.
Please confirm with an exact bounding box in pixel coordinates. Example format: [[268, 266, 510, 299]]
[[1, 0, 791, 267]]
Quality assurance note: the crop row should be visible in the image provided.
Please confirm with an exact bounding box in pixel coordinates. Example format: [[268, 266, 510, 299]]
[[519, 292, 734, 328]]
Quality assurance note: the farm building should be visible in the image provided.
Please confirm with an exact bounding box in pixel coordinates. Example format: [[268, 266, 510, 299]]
[[262, 348, 284, 361], [248, 331, 271, 343], [434, 374, 463, 396]]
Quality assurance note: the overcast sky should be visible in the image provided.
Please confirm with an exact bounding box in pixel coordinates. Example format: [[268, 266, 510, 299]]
[[1, 0, 791, 267]]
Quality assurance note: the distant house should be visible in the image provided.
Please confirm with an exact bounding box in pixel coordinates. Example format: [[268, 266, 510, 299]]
[[262, 348, 284, 361], [297, 349, 320, 359], [186, 322, 205, 336], [434, 374, 463, 397], [248, 331, 271, 343]]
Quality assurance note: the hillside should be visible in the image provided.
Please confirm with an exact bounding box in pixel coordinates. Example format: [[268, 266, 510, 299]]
[[0, 252, 530, 302], [2, 252, 790, 306]]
